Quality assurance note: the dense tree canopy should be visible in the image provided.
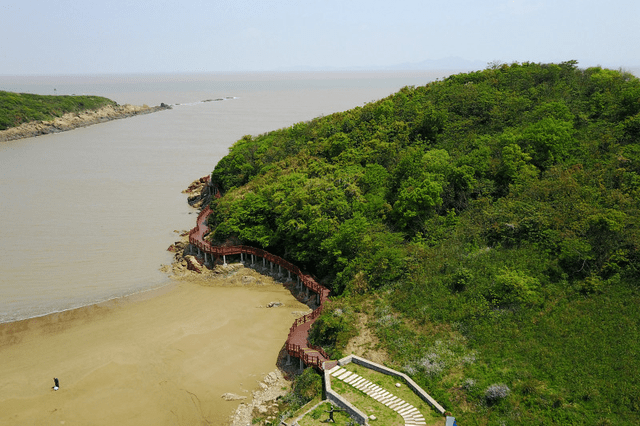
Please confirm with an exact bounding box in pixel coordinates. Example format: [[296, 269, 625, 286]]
[[208, 62, 640, 425], [210, 61, 639, 292]]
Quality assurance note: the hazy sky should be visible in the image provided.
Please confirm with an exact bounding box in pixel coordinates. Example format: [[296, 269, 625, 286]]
[[1, 0, 638, 75]]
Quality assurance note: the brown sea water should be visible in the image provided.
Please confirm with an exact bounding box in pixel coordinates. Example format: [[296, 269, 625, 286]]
[[0, 71, 458, 323]]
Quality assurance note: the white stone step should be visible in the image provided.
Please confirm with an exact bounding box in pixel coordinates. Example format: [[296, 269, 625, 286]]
[[389, 401, 405, 410], [399, 407, 416, 416], [383, 396, 399, 406], [337, 371, 354, 381], [327, 365, 342, 375], [351, 377, 366, 386], [333, 371, 349, 380], [330, 367, 346, 376], [344, 374, 361, 384]]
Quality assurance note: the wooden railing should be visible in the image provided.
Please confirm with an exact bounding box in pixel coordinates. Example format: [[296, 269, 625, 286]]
[[189, 177, 332, 370]]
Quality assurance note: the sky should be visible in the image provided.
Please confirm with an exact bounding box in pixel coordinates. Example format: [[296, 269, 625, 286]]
[[1, 0, 639, 75]]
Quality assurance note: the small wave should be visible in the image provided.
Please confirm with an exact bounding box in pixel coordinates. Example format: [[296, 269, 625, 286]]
[[0, 282, 176, 325]]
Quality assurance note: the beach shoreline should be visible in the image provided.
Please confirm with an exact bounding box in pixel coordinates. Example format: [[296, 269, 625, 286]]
[[0, 103, 171, 142], [0, 266, 310, 425], [0, 179, 312, 425]]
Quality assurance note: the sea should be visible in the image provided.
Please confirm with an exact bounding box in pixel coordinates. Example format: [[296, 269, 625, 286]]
[[0, 70, 461, 324]]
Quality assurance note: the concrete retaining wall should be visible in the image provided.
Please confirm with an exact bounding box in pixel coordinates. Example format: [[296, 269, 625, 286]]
[[338, 354, 446, 415], [285, 399, 325, 426], [324, 368, 369, 425]]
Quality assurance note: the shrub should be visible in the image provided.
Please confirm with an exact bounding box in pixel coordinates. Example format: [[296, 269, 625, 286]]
[[462, 378, 476, 391], [485, 384, 511, 404], [287, 368, 322, 407], [308, 303, 357, 359], [490, 267, 541, 306]]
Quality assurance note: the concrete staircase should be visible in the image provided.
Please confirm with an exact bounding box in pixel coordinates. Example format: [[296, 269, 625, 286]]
[[328, 366, 428, 426]]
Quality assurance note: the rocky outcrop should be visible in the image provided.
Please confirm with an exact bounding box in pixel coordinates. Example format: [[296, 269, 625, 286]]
[[221, 393, 247, 401], [229, 370, 291, 426], [182, 176, 213, 208], [185, 255, 204, 273], [0, 103, 171, 142]]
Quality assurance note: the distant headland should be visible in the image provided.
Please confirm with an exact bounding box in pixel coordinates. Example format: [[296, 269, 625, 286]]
[[0, 90, 170, 142]]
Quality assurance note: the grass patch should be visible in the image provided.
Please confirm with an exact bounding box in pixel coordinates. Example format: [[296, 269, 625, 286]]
[[339, 363, 445, 425], [331, 378, 405, 425], [297, 401, 358, 426], [282, 395, 322, 424]]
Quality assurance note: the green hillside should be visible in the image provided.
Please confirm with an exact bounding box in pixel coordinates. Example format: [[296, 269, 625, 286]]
[[207, 61, 640, 425], [0, 91, 116, 130]]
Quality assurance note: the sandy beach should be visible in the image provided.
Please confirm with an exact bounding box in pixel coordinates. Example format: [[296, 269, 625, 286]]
[[0, 276, 309, 425]]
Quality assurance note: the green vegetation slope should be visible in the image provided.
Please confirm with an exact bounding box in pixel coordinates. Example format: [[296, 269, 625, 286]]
[[208, 62, 640, 425], [0, 91, 116, 130]]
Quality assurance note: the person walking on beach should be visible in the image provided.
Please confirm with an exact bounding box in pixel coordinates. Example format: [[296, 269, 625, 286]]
[[52, 377, 59, 391]]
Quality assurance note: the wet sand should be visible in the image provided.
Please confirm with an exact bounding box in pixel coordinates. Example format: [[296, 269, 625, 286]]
[[0, 280, 309, 425]]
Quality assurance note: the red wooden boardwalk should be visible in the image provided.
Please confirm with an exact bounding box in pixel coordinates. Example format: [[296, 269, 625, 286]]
[[188, 177, 335, 371]]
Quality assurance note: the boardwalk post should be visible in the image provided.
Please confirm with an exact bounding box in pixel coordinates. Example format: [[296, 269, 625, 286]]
[[300, 357, 304, 372], [263, 257, 266, 267], [223, 255, 227, 266], [251, 254, 255, 266], [240, 252, 244, 263], [288, 270, 291, 280]]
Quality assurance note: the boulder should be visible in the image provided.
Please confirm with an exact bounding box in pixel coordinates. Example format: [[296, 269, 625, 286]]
[[185, 255, 203, 273], [221, 393, 247, 401]]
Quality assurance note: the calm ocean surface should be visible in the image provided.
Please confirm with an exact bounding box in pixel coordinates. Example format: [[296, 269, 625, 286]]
[[0, 71, 458, 323]]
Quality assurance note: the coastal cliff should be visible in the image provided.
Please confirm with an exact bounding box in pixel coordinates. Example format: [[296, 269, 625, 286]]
[[0, 103, 171, 142]]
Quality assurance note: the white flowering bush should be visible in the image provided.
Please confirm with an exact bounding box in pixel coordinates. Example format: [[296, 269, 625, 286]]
[[403, 365, 418, 376], [461, 351, 477, 365], [462, 378, 476, 391], [377, 314, 400, 327], [485, 384, 511, 403], [401, 339, 477, 379], [420, 352, 446, 376]]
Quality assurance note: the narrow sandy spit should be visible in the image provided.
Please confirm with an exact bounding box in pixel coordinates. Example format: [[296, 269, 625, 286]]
[[0, 280, 308, 425]]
